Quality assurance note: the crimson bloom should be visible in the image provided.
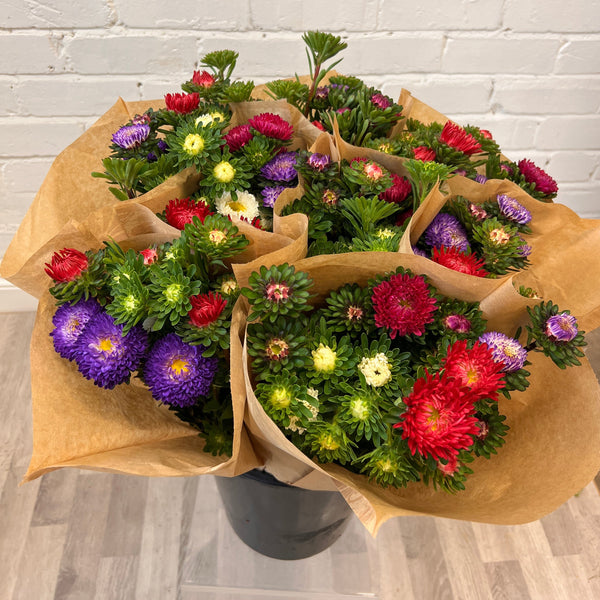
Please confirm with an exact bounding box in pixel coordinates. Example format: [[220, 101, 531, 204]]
[[248, 113, 293, 140], [139, 248, 158, 265], [380, 173, 411, 204], [44, 248, 88, 283], [188, 292, 227, 328], [224, 124, 253, 152], [413, 146, 436, 162], [164, 92, 200, 114], [431, 246, 489, 277], [192, 70, 216, 88], [395, 372, 479, 462], [518, 159, 558, 197], [371, 272, 437, 338], [442, 339, 506, 402], [165, 197, 212, 230], [440, 122, 482, 155]]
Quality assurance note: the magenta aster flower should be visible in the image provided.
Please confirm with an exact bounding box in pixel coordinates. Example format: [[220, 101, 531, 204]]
[[424, 213, 470, 252], [112, 124, 151, 149], [261, 186, 286, 208], [444, 314, 472, 334], [497, 194, 532, 225], [478, 332, 527, 373], [143, 333, 218, 407], [380, 174, 411, 204], [546, 313, 578, 342], [74, 312, 148, 389], [372, 272, 438, 338], [518, 159, 558, 196], [371, 93, 392, 109], [248, 113, 294, 141], [224, 124, 253, 152], [51, 298, 103, 361], [260, 152, 297, 182], [475, 174, 488, 184]]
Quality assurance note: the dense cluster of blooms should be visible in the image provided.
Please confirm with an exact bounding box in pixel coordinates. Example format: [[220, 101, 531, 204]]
[[243, 264, 585, 492], [45, 213, 249, 456], [415, 193, 534, 277]]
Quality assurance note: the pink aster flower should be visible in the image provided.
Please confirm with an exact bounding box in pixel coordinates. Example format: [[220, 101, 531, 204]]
[[371, 272, 437, 338], [371, 93, 392, 110], [248, 113, 293, 141], [192, 70, 216, 88]]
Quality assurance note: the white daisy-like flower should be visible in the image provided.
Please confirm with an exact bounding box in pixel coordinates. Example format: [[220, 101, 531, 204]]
[[358, 353, 392, 387], [215, 191, 260, 222]]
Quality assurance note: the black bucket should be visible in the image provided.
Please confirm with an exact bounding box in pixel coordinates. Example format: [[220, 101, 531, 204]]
[[215, 469, 354, 560]]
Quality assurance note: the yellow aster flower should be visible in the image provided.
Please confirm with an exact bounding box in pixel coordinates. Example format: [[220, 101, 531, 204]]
[[312, 343, 337, 373], [214, 161, 236, 182], [182, 133, 205, 156]]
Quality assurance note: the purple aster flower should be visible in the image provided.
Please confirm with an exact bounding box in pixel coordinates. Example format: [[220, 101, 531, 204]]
[[74, 311, 148, 389], [546, 313, 578, 342], [517, 242, 532, 257], [51, 298, 103, 361], [497, 194, 532, 225], [479, 331, 528, 373], [143, 333, 218, 407], [329, 84, 349, 92], [315, 86, 329, 100], [147, 152, 157, 162], [261, 185, 286, 208], [423, 213, 470, 252], [307, 153, 331, 172], [260, 152, 298, 182], [111, 124, 151, 150], [475, 174, 488, 184], [157, 139, 168, 152], [412, 245, 429, 258]]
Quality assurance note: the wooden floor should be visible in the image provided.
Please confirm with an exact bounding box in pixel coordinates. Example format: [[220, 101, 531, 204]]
[[2, 311, 600, 600]]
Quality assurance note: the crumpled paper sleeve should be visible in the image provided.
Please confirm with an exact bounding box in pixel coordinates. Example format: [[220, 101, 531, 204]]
[[23, 289, 260, 482], [1, 98, 164, 291], [397, 88, 448, 127], [230, 252, 600, 535]]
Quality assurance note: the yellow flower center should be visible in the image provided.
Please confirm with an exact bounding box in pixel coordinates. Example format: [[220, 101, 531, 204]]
[[170, 358, 189, 375], [123, 294, 139, 312], [377, 458, 394, 473], [227, 200, 245, 212], [214, 161, 236, 182], [319, 433, 340, 451], [183, 133, 205, 156], [98, 338, 114, 353], [209, 229, 227, 244], [270, 387, 292, 410], [164, 283, 183, 304], [350, 397, 370, 421]]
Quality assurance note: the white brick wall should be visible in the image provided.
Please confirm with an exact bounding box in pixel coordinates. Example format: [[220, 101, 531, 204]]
[[2, 0, 600, 272]]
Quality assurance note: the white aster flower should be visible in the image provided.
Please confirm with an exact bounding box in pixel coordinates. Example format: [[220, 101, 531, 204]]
[[215, 191, 260, 222], [358, 352, 392, 387]]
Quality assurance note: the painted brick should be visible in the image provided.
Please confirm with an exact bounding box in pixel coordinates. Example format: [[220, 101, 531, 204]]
[[545, 152, 599, 183], [199, 36, 306, 78], [0, 34, 67, 75], [492, 77, 600, 115], [0, 119, 85, 157], [443, 37, 561, 74], [536, 117, 600, 151], [3, 0, 111, 28], [140, 80, 187, 102], [382, 76, 493, 114], [0, 192, 37, 216], [379, 0, 502, 31], [15, 77, 142, 116], [555, 41, 600, 75], [113, 0, 249, 30], [0, 79, 19, 116], [250, 0, 377, 31], [447, 114, 540, 152], [1, 159, 54, 193], [555, 184, 600, 217], [66, 36, 198, 75], [504, 0, 600, 33], [342, 36, 444, 75]]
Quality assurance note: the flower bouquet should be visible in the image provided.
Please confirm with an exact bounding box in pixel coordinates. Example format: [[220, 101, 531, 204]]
[[234, 253, 600, 533]]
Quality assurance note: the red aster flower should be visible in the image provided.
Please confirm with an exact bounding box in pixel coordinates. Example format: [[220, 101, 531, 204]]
[[44, 248, 88, 283], [164, 92, 200, 114], [438, 456, 459, 476], [224, 124, 253, 152], [238, 215, 263, 230], [439, 122, 482, 156], [371, 272, 437, 338], [431, 246, 489, 277], [192, 70, 216, 88], [188, 292, 227, 328], [413, 146, 436, 162], [442, 339, 506, 402], [394, 372, 479, 462], [380, 173, 411, 204], [312, 120, 326, 131], [165, 197, 213, 230], [139, 248, 158, 265], [479, 129, 493, 140], [248, 113, 293, 141], [518, 159, 558, 196]]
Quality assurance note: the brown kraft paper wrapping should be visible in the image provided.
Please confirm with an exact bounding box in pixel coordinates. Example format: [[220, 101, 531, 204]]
[[232, 252, 600, 535]]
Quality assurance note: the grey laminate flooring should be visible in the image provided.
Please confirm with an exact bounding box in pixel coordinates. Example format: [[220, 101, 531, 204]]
[[2, 311, 600, 600]]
